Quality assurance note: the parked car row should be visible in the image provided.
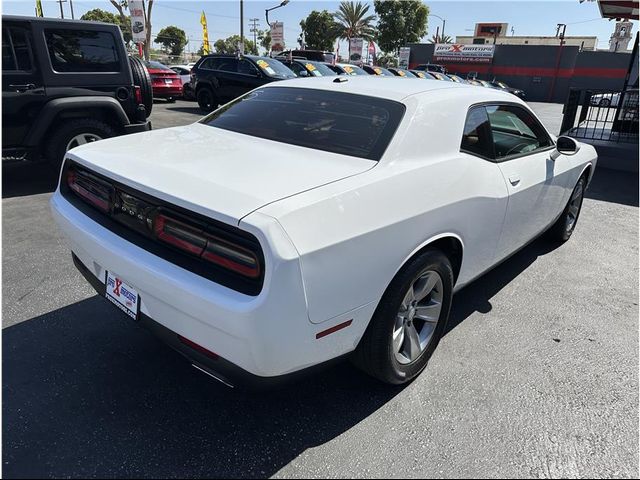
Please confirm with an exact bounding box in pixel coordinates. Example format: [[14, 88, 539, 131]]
[[190, 53, 527, 113]]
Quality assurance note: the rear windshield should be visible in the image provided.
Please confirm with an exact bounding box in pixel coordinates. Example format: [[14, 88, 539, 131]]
[[144, 60, 173, 71], [200, 87, 405, 161]]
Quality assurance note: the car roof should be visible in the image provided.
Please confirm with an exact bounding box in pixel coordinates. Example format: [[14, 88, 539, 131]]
[[261, 76, 517, 103]]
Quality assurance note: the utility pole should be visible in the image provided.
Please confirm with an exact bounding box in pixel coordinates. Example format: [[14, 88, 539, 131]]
[[249, 18, 260, 50], [239, 0, 245, 55], [69, 0, 75, 19], [57, 0, 65, 19]]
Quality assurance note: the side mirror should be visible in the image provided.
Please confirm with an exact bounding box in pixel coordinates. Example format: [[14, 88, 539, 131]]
[[555, 136, 580, 156], [298, 70, 309, 77]]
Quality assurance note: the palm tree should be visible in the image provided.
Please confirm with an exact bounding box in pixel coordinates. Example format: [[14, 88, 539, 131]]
[[428, 34, 453, 44], [334, 1, 376, 42]]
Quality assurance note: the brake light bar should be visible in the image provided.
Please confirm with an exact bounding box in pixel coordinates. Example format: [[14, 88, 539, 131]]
[[154, 213, 261, 278]]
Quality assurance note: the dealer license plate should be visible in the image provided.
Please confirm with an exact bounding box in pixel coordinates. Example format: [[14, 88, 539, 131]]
[[105, 271, 140, 320], [165, 78, 173, 84]]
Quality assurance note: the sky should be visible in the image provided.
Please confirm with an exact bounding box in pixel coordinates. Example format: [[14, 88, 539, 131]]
[[3, 0, 638, 55]]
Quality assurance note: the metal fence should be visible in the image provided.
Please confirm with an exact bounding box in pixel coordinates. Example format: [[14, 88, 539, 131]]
[[560, 88, 638, 143]]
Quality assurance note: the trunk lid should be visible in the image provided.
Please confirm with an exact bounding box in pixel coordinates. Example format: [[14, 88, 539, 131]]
[[66, 124, 375, 225]]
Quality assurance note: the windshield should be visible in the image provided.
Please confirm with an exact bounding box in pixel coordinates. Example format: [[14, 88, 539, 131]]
[[253, 57, 297, 79], [339, 64, 368, 76], [200, 87, 405, 161], [303, 61, 338, 76]]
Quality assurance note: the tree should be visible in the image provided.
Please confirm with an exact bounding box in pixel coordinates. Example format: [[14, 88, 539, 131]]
[[257, 30, 271, 54], [376, 52, 398, 68], [81, 8, 132, 44], [333, 1, 376, 42], [428, 34, 453, 44], [300, 10, 339, 51], [155, 25, 188, 56], [374, 0, 428, 54], [214, 35, 258, 55]]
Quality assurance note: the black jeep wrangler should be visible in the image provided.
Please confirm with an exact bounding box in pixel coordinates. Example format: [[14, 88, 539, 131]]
[[2, 15, 153, 166]]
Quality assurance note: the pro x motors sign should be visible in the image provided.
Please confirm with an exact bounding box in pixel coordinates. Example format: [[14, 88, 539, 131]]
[[434, 44, 495, 63]]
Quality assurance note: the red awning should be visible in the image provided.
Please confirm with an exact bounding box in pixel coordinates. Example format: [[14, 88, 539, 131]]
[[597, 0, 639, 19]]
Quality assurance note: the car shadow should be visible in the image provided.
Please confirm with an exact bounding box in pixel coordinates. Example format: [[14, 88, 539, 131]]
[[165, 105, 205, 115], [584, 167, 638, 207], [2, 161, 60, 199], [446, 236, 558, 334], [2, 296, 404, 478]]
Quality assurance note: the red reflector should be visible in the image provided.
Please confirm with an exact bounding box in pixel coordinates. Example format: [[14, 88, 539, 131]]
[[67, 170, 111, 212], [316, 319, 353, 339], [178, 335, 219, 360], [134, 85, 142, 104]]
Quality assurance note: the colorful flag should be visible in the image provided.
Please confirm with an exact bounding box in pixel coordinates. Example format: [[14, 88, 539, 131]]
[[35, 0, 43, 17], [200, 11, 211, 55]]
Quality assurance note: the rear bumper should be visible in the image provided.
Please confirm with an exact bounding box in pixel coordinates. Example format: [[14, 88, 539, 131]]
[[152, 84, 183, 97], [72, 252, 344, 389], [50, 189, 369, 381]]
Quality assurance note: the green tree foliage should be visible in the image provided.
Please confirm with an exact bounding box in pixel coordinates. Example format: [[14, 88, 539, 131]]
[[376, 52, 399, 68], [81, 8, 132, 44], [154, 26, 188, 56], [257, 30, 271, 54], [428, 34, 453, 44], [300, 10, 339, 51], [333, 1, 376, 41], [374, 0, 428, 54], [214, 35, 258, 55]]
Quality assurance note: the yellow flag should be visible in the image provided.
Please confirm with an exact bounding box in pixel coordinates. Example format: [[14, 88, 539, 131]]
[[35, 0, 43, 17], [200, 11, 210, 55]]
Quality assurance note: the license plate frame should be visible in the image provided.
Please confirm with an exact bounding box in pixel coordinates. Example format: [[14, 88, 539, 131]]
[[105, 271, 140, 321]]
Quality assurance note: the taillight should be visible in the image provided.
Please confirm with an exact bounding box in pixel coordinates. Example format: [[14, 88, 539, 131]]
[[134, 85, 142, 104], [154, 213, 261, 278], [67, 169, 113, 213]]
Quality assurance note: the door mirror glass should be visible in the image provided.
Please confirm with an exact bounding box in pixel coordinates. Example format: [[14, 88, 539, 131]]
[[298, 69, 309, 77], [556, 136, 580, 155]]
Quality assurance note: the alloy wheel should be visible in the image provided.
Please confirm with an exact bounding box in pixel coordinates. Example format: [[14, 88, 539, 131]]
[[393, 270, 443, 365], [66, 133, 102, 152], [566, 179, 584, 233]]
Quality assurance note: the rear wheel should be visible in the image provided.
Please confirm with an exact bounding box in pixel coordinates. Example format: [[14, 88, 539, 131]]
[[166, 96, 176, 103], [197, 87, 217, 112], [129, 56, 153, 117], [46, 118, 117, 169], [352, 249, 453, 385]]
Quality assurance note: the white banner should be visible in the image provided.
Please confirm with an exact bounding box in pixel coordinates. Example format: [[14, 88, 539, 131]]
[[349, 38, 363, 63], [129, 0, 146, 43], [270, 22, 284, 53], [434, 43, 495, 63], [399, 47, 411, 68]]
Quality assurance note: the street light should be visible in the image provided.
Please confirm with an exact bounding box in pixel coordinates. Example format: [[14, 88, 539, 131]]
[[428, 13, 446, 42], [265, 0, 290, 30]]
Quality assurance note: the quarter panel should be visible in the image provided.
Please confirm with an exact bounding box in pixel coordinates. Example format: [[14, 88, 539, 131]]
[[261, 155, 509, 324]]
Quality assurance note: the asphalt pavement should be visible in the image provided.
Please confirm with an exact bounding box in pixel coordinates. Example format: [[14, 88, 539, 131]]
[[2, 99, 638, 478]]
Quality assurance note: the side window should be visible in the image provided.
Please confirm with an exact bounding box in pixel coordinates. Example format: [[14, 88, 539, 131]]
[[201, 58, 220, 70], [2, 28, 33, 72], [289, 63, 305, 75], [238, 59, 258, 75], [2, 29, 17, 71], [218, 59, 238, 72], [460, 106, 494, 159], [45, 29, 120, 73], [486, 105, 553, 159]]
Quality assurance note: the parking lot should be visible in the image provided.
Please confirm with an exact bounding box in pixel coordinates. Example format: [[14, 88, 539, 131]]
[[3, 99, 638, 478]]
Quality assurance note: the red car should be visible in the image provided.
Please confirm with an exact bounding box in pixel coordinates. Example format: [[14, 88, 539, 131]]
[[144, 60, 183, 102]]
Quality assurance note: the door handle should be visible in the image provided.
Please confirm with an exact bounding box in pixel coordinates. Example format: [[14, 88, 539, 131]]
[[9, 83, 36, 92], [508, 175, 521, 186]]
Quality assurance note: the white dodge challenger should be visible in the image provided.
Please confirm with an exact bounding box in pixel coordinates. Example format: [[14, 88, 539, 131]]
[[51, 77, 597, 388]]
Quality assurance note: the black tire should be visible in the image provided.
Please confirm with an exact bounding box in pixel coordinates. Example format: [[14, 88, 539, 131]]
[[352, 249, 454, 385], [46, 118, 117, 168], [129, 56, 153, 117], [197, 87, 217, 112], [547, 175, 587, 243], [166, 96, 176, 103]]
